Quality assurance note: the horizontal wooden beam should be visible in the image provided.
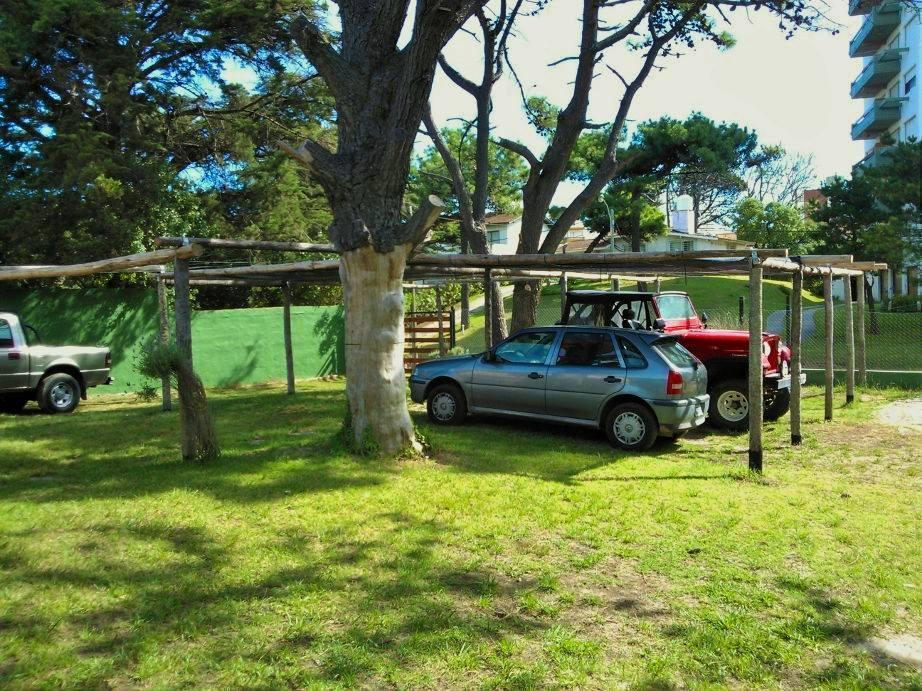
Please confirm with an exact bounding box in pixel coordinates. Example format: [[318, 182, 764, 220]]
[[795, 254, 854, 266], [762, 258, 864, 277], [155, 237, 338, 254], [0, 245, 203, 282]]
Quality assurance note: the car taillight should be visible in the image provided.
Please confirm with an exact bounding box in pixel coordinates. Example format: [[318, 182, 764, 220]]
[[666, 369, 684, 395]]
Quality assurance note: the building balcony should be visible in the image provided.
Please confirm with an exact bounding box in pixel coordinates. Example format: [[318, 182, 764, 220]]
[[849, 2, 902, 58], [854, 145, 896, 171], [849, 0, 875, 16], [851, 97, 906, 140], [851, 47, 907, 98]]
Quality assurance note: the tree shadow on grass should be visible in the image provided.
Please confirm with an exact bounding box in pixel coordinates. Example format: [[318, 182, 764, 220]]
[[655, 573, 919, 688], [416, 411, 736, 485], [0, 387, 384, 506], [0, 512, 547, 687]]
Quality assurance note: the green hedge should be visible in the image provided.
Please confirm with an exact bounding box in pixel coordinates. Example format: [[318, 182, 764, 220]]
[[0, 288, 344, 393]]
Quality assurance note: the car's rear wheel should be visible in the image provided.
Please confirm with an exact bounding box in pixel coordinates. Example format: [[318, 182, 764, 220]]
[[38, 373, 80, 414], [764, 388, 791, 421], [0, 394, 29, 414], [426, 383, 467, 425], [605, 402, 658, 451], [709, 379, 749, 431]]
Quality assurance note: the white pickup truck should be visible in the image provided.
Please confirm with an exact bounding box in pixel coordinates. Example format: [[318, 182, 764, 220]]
[[0, 312, 112, 414]]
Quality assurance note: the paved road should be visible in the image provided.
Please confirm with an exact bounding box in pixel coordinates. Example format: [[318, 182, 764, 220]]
[[766, 306, 822, 339]]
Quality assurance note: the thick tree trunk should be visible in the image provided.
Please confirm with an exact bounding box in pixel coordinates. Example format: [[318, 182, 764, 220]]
[[340, 246, 419, 455], [511, 280, 541, 333]]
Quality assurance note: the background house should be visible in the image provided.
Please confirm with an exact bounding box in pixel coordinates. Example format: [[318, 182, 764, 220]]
[[484, 214, 549, 254]]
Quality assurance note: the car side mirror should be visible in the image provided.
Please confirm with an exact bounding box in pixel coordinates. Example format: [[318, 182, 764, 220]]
[[700, 311, 709, 328], [653, 318, 666, 331]]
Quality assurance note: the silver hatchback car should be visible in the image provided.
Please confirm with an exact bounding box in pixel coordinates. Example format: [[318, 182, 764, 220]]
[[409, 326, 710, 450]]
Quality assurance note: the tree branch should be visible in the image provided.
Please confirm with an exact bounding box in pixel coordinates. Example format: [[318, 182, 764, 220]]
[[277, 138, 340, 187], [400, 194, 447, 249], [438, 54, 480, 96], [494, 136, 541, 171], [290, 14, 353, 102]]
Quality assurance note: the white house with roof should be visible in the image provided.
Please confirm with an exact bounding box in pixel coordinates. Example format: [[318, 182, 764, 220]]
[[483, 214, 550, 254]]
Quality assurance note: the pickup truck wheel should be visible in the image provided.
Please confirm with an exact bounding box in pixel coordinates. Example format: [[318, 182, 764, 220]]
[[605, 403, 658, 451], [426, 383, 467, 425], [38, 373, 80, 414], [709, 379, 749, 431], [0, 395, 29, 414], [764, 388, 791, 421]]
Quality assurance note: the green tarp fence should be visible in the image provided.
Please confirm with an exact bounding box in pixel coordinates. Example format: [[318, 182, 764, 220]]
[[0, 287, 344, 394]]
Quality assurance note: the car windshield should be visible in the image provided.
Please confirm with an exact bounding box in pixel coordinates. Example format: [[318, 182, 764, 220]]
[[656, 294, 696, 320], [494, 331, 556, 364], [654, 340, 698, 368]]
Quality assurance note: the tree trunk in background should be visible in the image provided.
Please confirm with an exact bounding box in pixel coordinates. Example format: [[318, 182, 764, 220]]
[[340, 246, 419, 453], [511, 279, 541, 332], [460, 238, 470, 328]]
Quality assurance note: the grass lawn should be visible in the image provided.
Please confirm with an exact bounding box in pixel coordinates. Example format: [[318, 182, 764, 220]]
[[1, 381, 920, 688], [457, 275, 824, 352]]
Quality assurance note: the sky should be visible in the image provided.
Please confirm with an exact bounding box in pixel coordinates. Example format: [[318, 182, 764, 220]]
[[220, 2, 867, 205], [427, 1, 867, 206]]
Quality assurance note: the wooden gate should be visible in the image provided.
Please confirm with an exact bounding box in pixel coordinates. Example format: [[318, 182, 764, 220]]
[[404, 310, 455, 373]]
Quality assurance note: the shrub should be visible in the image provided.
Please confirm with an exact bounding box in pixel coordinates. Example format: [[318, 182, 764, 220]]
[[887, 295, 921, 313]]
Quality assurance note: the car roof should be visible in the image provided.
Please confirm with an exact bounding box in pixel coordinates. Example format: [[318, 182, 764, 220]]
[[565, 290, 690, 299], [517, 324, 669, 344]]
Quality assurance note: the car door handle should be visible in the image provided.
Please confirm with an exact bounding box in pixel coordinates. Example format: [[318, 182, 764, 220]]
[[528, 371, 544, 379], [603, 375, 622, 383]]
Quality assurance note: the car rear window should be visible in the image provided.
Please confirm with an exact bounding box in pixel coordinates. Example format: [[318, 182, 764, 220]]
[[654, 340, 698, 368], [617, 336, 647, 369], [0, 320, 13, 348]]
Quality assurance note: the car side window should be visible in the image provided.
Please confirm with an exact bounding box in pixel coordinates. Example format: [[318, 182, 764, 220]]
[[494, 331, 557, 365], [555, 332, 619, 367], [0, 320, 13, 349], [617, 336, 647, 369]]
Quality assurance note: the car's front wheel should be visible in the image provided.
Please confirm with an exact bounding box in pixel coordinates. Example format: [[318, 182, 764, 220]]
[[426, 383, 467, 425], [605, 402, 658, 451], [38, 373, 80, 414], [709, 379, 749, 431]]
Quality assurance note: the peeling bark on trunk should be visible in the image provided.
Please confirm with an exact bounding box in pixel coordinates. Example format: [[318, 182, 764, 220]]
[[340, 245, 420, 455], [511, 280, 540, 333]]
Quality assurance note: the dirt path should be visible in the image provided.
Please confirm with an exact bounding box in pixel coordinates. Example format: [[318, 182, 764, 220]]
[[878, 398, 922, 430]]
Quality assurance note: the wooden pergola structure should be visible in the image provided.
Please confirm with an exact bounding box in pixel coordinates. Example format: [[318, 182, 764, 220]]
[[0, 236, 886, 473], [151, 236, 886, 473]]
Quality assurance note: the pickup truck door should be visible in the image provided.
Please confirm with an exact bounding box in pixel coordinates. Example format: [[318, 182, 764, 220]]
[[0, 317, 30, 390]]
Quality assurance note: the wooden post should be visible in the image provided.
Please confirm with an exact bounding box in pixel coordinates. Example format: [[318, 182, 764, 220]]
[[856, 274, 867, 386], [653, 277, 661, 293], [559, 272, 568, 322], [156, 272, 172, 412], [790, 268, 803, 445], [484, 269, 493, 349], [748, 258, 764, 472], [908, 266, 919, 299], [173, 255, 194, 460], [823, 272, 834, 422], [879, 268, 890, 309], [843, 276, 855, 404], [282, 282, 295, 395], [611, 277, 620, 291], [435, 285, 446, 356]]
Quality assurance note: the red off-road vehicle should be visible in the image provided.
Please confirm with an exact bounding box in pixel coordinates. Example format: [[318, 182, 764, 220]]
[[560, 290, 803, 430]]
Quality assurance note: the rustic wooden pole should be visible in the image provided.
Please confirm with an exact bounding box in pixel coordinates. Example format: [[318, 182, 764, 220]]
[[156, 272, 173, 412], [173, 254, 194, 459], [484, 269, 493, 349], [435, 285, 446, 356], [0, 245, 202, 282], [653, 277, 661, 293], [843, 276, 855, 404], [790, 268, 803, 445], [282, 282, 295, 395], [748, 258, 764, 472], [611, 277, 620, 291], [823, 272, 834, 422], [856, 273, 867, 386], [559, 272, 568, 322], [879, 268, 890, 309]]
